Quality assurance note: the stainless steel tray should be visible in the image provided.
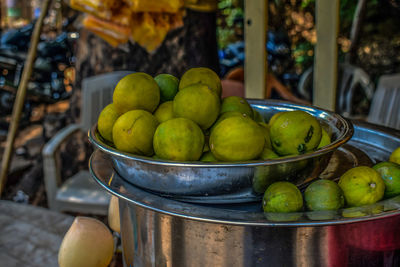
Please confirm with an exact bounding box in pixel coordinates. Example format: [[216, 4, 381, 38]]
[[89, 99, 353, 197], [89, 120, 400, 224]]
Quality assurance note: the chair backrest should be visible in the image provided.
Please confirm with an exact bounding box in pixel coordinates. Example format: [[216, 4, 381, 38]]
[[367, 73, 400, 129], [336, 63, 374, 118], [80, 71, 134, 132], [297, 63, 374, 118]]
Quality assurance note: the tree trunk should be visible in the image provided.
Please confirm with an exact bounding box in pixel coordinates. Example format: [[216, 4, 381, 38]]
[[69, 9, 219, 122]]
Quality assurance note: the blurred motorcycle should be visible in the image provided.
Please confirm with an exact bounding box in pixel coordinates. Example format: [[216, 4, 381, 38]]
[[0, 17, 78, 128]]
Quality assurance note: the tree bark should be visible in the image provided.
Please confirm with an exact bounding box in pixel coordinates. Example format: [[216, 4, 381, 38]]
[[69, 9, 219, 122]]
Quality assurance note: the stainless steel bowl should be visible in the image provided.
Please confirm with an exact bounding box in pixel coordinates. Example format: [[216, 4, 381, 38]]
[[88, 99, 353, 199]]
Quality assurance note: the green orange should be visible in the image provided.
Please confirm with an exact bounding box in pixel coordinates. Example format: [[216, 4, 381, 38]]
[[153, 118, 204, 161], [262, 181, 303, 213], [304, 179, 345, 211], [338, 166, 385, 207], [113, 73, 160, 114], [373, 161, 400, 198]]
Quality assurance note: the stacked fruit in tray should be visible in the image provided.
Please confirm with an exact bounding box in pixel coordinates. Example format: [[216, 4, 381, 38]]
[[96, 67, 400, 218]]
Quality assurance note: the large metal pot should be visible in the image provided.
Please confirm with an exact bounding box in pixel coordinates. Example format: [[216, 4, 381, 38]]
[[90, 120, 400, 267]]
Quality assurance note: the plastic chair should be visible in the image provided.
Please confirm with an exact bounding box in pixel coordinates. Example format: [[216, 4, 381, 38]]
[[297, 63, 375, 117], [42, 71, 133, 215], [367, 73, 400, 129]]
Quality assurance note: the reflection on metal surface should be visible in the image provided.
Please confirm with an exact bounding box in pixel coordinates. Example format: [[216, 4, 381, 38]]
[[89, 120, 400, 267]]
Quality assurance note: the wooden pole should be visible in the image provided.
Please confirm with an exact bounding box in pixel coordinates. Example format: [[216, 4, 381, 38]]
[[244, 0, 267, 99], [313, 0, 340, 110], [0, 0, 52, 196]]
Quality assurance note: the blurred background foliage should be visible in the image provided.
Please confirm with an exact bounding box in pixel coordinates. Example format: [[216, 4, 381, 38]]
[[217, 0, 400, 80]]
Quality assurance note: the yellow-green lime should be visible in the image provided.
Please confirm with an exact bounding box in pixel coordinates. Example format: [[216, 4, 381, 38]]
[[268, 112, 285, 126], [304, 179, 345, 211], [200, 151, 218, 162], [262, 181, 303, 213], [373, 161, 400, 198], [112, 110, 159, 156], [389, 147, 400, 165], [153, 101, 174, 123], [317, 128, 331, 149], [209, 116, 265, 161], [179, 67, 222, 97], [210, 111, 244, 133], [259, 122, 272, 149], [173, 83, 220, 129], [113, 73, 160, 114], [338, 166, 385, 207], [153, 118, 204, 161], [97, 103, 120, 142], [154, 73, 179, 102], [220, 96, 253, 118], [259, 148, 279, 160], [270, 110, 322, 156]]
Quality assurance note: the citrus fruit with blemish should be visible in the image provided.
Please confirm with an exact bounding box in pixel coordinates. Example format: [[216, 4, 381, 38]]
[[112, 110, 159, 156], [269, 110, 322, 156]]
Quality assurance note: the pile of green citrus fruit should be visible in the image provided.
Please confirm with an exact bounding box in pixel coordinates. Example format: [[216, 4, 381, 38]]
[[262, 146, 400, 220], [97, 67, 332, 163]]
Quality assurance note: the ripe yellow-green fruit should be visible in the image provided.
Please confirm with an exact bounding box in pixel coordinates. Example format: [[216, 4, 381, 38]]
[[317, 128, 331, 149], [270, 110, 322, 156], [58, 217, 114, 267], [210, 111, 244, 133], [304, 179, 345, 211], [259, 122, 272, 149], [113, 72, 160, 114], [373, 161, 400, 198], [179, 67, 222, 97], [200, 151, 218, 162], [338, 166, 385, 207], [390, 147, 400, 165], [154, 101, 174, 123], [97, 103, 120, 142], [260, 147, 279, 160], [112, 110, 159, 156], [153, 118, 205, 161], [154, 73, 179, 102], [268, 111, 286, 126], [173, 83, 220, 129], [263, 181, 303, 213], [209, 116, 265, 161], [220, 96, 253, 118]]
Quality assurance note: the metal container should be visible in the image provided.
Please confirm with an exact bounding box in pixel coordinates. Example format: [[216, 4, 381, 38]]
[[90, 120, 400, 267], [89, 99, 353, 200]]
